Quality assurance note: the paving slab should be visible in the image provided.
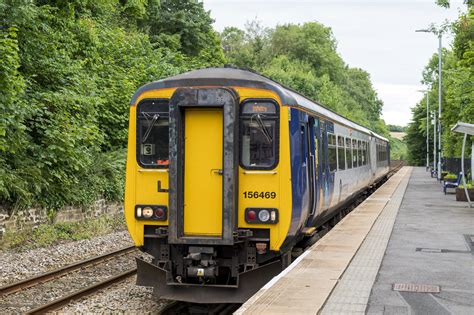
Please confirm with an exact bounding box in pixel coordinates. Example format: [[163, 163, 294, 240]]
[[321, 166, 411, 314]]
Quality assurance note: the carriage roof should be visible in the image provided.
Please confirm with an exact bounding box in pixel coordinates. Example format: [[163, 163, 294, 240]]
[[131, 67, 389, 142]]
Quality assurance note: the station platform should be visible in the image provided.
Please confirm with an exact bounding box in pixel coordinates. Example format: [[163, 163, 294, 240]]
[[236, 167, 474, 314]]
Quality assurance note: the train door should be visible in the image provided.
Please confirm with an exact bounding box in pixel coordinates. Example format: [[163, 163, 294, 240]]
[[167, 87, 238, 246], [301, 116, 316, 224], [319, 120, 330, 210], [307, 117, 317, 217], [370, 138, 376, 177], [183, 108, 223, 236]]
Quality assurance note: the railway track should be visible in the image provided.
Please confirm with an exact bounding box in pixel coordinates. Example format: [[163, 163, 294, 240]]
[[0, 245, 138, 314]]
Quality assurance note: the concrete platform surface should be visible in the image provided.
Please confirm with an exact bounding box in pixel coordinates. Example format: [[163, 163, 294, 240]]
[[235, 167, 412, 314], [365, 167, 474, 315]]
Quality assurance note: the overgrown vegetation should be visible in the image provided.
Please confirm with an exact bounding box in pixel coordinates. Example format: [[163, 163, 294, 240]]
[[0, 0, 223, 210], [406, 1, 473, 165], [1, 214, 125, 250], [390, 137, 408, 161]]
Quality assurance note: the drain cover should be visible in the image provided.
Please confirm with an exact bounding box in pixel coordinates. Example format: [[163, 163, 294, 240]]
[[393, 283, 440, 293], [417, 248, 442, 253]]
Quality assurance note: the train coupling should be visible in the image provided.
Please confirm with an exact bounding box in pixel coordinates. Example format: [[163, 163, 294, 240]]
[[183, 246, 217, 279]]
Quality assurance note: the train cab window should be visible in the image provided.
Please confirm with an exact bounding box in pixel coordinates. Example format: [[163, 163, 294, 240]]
[[136, 100, 169, 168], [328, 133, 337, 172], [346, 138, 352, 169], [337, 135, 345, 170], [352, 139, 358, 167], [240, 101, 278, 169]]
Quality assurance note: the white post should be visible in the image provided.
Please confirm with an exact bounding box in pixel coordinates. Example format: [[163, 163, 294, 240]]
[[433, 113, 437, 174], [461, 133, 472, 207], [437, 34, 442, 180], [472, 142, 474, 183], [426, 92, 429, 170]]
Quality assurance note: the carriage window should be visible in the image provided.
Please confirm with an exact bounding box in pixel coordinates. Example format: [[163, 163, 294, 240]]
[[337, 135, 345, 170], [358, 140, 363, 166], [346, 138, 352, 169], [361, 141, 366, 166], [352, 139, 358, 167], [328, 133, 337, 172], [240, 101, 278, 169], [137, 100, 169, 168]]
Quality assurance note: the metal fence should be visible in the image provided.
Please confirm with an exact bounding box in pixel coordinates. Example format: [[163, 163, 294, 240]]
[[443, 158, 472, 177]]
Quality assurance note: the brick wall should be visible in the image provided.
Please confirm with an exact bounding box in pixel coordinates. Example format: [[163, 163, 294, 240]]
[[0, 200, 123, 239]]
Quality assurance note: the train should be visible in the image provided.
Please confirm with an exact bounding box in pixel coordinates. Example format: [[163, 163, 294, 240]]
[[124, 67, 390, 303]]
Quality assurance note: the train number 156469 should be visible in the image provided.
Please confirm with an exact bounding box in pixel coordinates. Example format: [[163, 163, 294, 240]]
[[243, 191, 276, 199]]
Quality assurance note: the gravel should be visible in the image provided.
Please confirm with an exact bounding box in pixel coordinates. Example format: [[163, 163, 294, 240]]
[[59, 276, 170, 314], [0, 230, 133, 287], [0, 229, 173, 313]]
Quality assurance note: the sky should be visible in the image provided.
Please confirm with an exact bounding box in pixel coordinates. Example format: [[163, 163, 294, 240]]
[[203, 0, 467, 126]]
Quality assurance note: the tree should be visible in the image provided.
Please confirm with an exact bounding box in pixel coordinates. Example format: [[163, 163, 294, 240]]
[[0, 0, 223, 209], [406, 3, 473, 164], [220, 21, 388, 136]]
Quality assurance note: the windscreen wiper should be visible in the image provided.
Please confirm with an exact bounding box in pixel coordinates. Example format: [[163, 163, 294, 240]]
[[252, 114, 273, 143], [142, 113, 160, 143]]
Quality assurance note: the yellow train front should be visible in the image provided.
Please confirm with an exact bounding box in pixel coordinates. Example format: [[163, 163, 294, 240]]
[[125, 68, 390, 303]]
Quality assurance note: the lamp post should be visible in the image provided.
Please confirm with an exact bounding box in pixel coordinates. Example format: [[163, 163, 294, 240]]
[[418, 89, 430, 171], [416, 28, 443, 180], [433, 111, 437, 174]]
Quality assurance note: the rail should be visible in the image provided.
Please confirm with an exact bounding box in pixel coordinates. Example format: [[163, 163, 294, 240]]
[[25, 268, 137, 314], [0, 245, 135, 296], [0, 245, 137, 314]]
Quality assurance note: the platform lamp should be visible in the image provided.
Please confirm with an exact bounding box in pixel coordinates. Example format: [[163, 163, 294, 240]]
[[417, 89, 430, 171], [416, 27, 444, 180]]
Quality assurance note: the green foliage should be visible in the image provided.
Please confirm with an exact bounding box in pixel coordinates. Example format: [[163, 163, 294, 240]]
[[1, 214, 125, 250], [220, 21, 388, 136], [444, 173, 457, 179], [0, 0, 221, 209], [407, 4, 473, 165], [436, 0, 450, 9], [389, 137, 408, 161], [388, 124, 407, 132]]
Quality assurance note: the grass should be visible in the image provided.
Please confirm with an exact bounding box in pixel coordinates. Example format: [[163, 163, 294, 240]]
[[1, 214, 126, 250]]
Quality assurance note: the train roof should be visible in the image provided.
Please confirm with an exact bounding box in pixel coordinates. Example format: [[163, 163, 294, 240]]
[[131, 67, 389, 142]]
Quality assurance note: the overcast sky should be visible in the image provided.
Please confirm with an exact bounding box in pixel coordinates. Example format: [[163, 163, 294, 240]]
[[203, 0, 466, 126]]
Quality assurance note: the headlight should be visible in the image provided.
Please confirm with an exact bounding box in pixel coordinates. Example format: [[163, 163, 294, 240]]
[[258, 209, 270, 222], [135, 205, 167, 221], [142, 207, 153, 218], [245, 208, 278, 224]]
